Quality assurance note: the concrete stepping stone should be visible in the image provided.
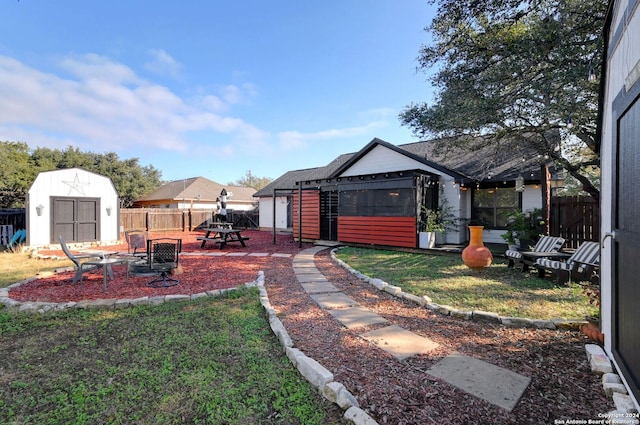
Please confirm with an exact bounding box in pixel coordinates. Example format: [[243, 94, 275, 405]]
[[300, 281, 340, 294], [271, 253, 292, 258], [427, 353, 531, 412], [248, 253, 269, 257], [303, 246, 328, 254], [328, 306, 389, 329], [295, 272, 328, 283], [226, 252, 248, 256], [310, 292, 359, 309], [293, 260, 318, 271], [361, 324, 439, 360]]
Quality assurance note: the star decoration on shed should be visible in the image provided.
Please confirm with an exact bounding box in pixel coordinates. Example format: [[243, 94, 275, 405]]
[[62, 173, 90, 196]]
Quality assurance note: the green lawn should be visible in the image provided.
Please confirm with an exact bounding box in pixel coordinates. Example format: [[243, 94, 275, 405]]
[[0, 288, 345, 425], [0, 252, 72, 288], [336, 247, 597, 320]]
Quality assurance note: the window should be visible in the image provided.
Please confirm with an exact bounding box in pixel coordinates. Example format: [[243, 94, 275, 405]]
[[472, 188, 519, 228]]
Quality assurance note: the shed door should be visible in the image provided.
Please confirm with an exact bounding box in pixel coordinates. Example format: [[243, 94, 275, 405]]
[[613, 95, 640, 402], [52, 197, 100, 243]]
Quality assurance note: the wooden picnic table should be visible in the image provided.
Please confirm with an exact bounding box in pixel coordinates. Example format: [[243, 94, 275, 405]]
[[197, 227, 249, 249]]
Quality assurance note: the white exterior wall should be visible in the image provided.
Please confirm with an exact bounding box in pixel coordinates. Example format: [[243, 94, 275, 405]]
[[601, 0, 640, 410], [27, 168, 119, 247], [339, 145, 428, 176], [521, 185, 542, 211], [258, 196, 289, 230], [439, 178, 467, 244]]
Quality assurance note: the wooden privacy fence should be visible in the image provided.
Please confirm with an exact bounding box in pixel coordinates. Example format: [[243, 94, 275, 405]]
[[119, 208, 258, 233], [549, 196, 600, 249]]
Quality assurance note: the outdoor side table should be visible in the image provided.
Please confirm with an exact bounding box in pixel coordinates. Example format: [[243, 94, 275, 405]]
[[83, 257, 130, 291]]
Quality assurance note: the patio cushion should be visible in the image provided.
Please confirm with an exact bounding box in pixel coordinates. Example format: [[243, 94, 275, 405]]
[[534, 236, 565, 253], [505, 236, 565, 261], [536, 258, 569, 271], [535, 241, 600, 284], [567, 241, 600, 267], [505, 249, 522, 259]]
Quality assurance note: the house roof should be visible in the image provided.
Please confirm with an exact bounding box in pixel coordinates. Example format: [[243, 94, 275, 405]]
[[254, 154, 353, 197], [397, 136, 550, 183], [254, 136, 555, 197], [136, 177, 256, 203]]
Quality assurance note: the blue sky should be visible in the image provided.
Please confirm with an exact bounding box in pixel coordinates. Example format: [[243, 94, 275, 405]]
[[0, 1, 436, 184]]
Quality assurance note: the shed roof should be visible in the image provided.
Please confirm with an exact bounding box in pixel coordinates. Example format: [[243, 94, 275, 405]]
[[137, 176, 256, 203]]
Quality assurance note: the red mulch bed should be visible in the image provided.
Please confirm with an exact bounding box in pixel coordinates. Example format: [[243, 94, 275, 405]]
[[10, 230, 313, 303]]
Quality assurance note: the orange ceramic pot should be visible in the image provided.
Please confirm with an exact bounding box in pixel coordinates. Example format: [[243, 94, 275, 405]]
[[462, 226, 493, 269]]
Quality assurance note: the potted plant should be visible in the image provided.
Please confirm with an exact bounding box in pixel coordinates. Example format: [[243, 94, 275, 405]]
[[418, 207, 444, 249], [501, 208, 545, 250], [434, 194, 459, 245]]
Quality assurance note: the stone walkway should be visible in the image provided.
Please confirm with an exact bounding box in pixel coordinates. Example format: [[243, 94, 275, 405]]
[[294, 246, 531, 412]]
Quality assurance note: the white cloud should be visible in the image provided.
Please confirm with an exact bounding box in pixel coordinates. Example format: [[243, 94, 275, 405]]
[[277, 121, 387, 151], [0, 54, 267, 154], [220, 82, 258, 105], [144, 49, 183, 79], [59, 53, 141, 84]]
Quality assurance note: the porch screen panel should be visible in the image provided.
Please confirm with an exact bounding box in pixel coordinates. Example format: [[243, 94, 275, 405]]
[[339, 188, 414, 216], [338, 186, 416, 247]]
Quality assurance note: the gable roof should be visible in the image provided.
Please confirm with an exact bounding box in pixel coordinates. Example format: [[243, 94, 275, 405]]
[[137, 177, 256, 203], [255, 136, 553, 197]]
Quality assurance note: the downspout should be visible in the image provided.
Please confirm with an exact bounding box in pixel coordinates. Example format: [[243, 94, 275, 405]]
[[298, 182, 302, 248], [541, 164, 551, 235], [272, 189, 276, 245]]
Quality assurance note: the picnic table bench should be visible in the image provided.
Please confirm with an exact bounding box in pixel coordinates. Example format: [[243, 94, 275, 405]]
[[197, 227, 250, 249]]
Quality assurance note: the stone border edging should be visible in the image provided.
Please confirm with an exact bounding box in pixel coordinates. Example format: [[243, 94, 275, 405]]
[[0, 274, 249, 313], [585, 344, 639, 415], [252, 271, 379, 425], [329, 247, 587, 331]]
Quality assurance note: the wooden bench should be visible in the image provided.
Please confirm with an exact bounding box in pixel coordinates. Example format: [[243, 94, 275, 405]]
[[196, 236, 221, 243], [197, 234, 250, 248], [215, 237, 250, 245]]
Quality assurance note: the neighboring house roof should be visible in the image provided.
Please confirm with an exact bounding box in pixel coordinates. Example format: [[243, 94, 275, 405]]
[[255, 136, 554, 197], [136, 177, 256, 204]]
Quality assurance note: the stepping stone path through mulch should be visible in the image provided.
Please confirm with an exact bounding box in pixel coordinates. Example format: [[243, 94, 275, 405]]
[[293, 246, 531, 413]]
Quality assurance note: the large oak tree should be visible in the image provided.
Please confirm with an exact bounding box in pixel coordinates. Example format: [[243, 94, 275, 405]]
[[400, 0, 607, 200]]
